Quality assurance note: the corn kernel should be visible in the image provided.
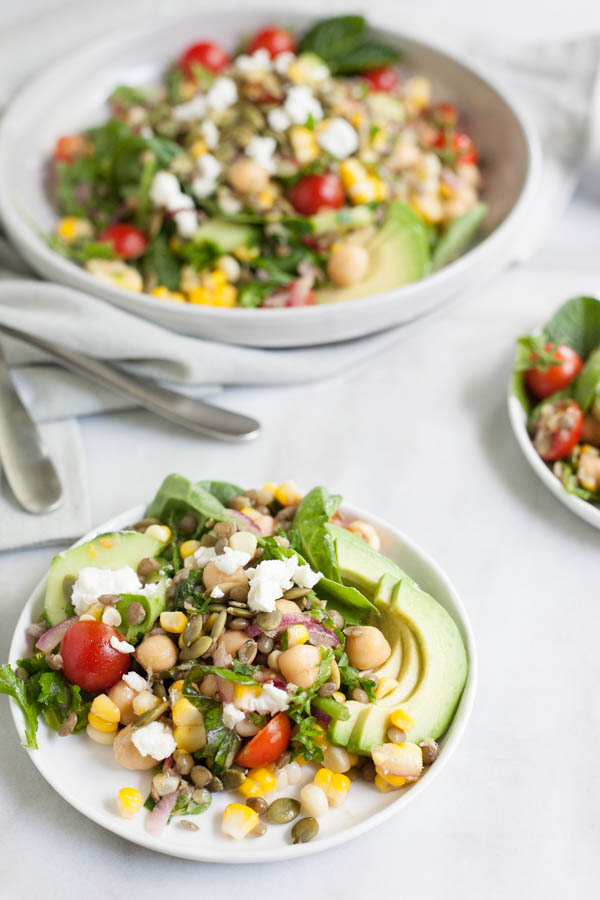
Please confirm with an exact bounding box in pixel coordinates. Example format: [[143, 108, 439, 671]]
[[132, 691, 160, 716], [375, 765, 407, 788], [263, 482, 276, 491], [173, 724, 206, 753], [222, 803, 259, 840], [90, 693, 120, 724], [189, 138, 208, 157], [314, 768, 333, 791], [99, 537, 114, 550], [179, 540, 200, 560], [233, 683, 261, 703], [88, 712, 118, 733], [390, 708, 416, 731], [348, 177, 380, 205], [144, 524, 171, 542], [56, 216, 94, 244], [86, 723, 116, 744], [233, 245, 259, 262], [257, 188, 277, 210], [332, 691, 346, 704], [117, 787, 143, 818], [289, 126, 319, 165], [374, 773, 396, 793], [249, 767, 277, 793], [169, 679, 185, 706], [339, 158, 367, 190], [328, 773, 350, 806], [160, 611, 189, 634], [274, 481, 302, 506], [238, 777, 261, 799], [281, 623, 309, 649], [172, 697, 204, 726], [212, 284, 238, 307], [151, 285, 187, 303], [375, 677, 399, 700]]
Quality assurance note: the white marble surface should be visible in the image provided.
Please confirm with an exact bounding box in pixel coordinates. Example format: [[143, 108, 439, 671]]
[[1, 1, 600, 896]]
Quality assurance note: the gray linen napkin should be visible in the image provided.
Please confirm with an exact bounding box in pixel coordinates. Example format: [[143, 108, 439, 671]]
[[0, 3, 599, 549]]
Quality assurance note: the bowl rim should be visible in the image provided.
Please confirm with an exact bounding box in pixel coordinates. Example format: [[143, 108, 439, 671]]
[[0, 7, 541, 325], [8, 497, 477, 863]]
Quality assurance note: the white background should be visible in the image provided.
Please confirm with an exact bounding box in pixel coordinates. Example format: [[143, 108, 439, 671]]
[[1, 1, 600, 897]]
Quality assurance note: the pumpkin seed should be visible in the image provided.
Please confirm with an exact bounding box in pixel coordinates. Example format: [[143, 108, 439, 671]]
[[283, 587, 311, 600], [131, 699, 169, 731], [226, 607, 253, 619], [238, 640, 258, 665], [211, 610, 227, 640], [180, 635, 213, 660], [208, 775, 224, 792], [266, 797, 300, 825], [228, 599, 248, 609], [292, 817, 319, 844], [229, 585, 249, 603], [221, 768, 247, 790], [182, 615, 204, 646], [256, 610, 282, 631]]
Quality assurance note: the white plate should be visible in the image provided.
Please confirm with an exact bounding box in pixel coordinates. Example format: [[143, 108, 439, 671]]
[[8, 500, 476, 863], [507, 379, 600, 530], [0, 9, 540, 347]]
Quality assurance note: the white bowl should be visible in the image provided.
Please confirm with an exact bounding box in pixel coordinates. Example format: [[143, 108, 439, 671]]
[[8, 499, 476, 863], [0, 10, 540, 348], [507, 381, 600, 530]]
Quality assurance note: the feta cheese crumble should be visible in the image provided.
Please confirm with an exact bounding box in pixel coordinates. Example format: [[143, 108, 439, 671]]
[[284, 85, 323, 126], [267, 107, 292, 132], [234, 683, 290, 714], [193, 546, 217, 567], [317, 118, 359, 159], [245, 135, 277, 173], [211, 586, 225, 599], [150, 171, 198, 238], [192, 152, 222, 198], [122, 671, 148, 693], [235, 49, 271, 73], [172, 94, 207, 121], [274, 51, 296, 76], [222, 702, 246, 729], [71, 565, 155, 616], [207, 76, 238, 112], [109, 636, 135, 654], [246, 555, 322, 613], [131, 722, 177, 760], [213, 546, 252, 575], [201, 119, 219, 149]]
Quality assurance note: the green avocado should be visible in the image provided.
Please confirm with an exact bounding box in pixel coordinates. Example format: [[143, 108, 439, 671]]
[[327, 531, 468, 753], [117, 582, 167, 644], [310, 205, 376, 235], [44, 531, 166, 626], [193, 219, 258, 251], [316, 202, 430, 304]]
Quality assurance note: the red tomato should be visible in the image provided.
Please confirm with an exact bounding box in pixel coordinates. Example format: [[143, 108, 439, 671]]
[[364, 67, 399, 92], [179, 41, 230, 76], [61, 621, 129, 692], [288, 173, 345, 216], [235, 712, 291, 767], [525, 343, 583, 400], [98, 224, 148, 260], [532, 399, 583, 461], [53, 134, 90, 163], [248, 26, 296, 58], [453, 131, 478, 164], [428, 101, 459, 128]]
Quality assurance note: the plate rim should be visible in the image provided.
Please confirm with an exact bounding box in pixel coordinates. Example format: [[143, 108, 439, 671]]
[[8, 498, 477, 863]]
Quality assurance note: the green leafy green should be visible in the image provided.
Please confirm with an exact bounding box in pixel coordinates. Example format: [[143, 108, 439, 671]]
[[110, 84, 149, 106], [336, 650, 376, 702], [554, 453, 600, 504], [543, 296, 600, 359], [172, 572, 210, 613], [298, 16, 402, 74], [287, 647, 334, 762], [0, 664, 40, 749], [431, 203, 487, 271], [143, 234, 181, 291], [170, 791, 212, 818], [176, 240, 220, 272], [197, 480, 243, 506], [184, 663, 259, 686], [574, 346, 600, 412], [146, 473, 238, 529], [291, 486, 342, 580], [182, 678, 240, 772], [237, 280, 282, 308]]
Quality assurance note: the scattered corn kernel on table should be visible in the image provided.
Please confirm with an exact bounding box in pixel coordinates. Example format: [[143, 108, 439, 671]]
[[1, 0, 600, 897]]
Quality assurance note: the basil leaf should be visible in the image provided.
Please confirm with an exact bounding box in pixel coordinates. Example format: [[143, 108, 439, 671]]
[[334, 40, 404, 74], [299, 15, 367, 62]]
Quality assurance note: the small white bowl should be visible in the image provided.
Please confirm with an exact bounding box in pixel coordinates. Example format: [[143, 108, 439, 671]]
[[0, 9, 540, 347], [8, 499, 476, 863], [507, 380, 600, 530]]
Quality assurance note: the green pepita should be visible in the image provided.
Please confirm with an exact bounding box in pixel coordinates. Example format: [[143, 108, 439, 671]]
[[266, 797, 301, 825], [291, 817, 319, 844]]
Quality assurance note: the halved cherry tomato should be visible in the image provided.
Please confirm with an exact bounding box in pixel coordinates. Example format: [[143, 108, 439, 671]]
[[525, 343, 583, 400], [288, 173, 345, 216], [61, 620, 129, 692], [532, 398, 583, 461], [248, 26, 296, 58], [179, 41, 230, 77], [235, 711, 291, 767], [364, 67, 399, 92], [53, 134, 90, 163], [453, 131, 478, 164], [98, 224, 148, 260]]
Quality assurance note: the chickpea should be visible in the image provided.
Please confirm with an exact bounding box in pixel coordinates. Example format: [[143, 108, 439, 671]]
[[227, 158, 270, 194], [327, 244, 370, 287], [276, 598, 301, 616], [345, 626, 391, 671], [108, 679, 137, 725], [113, 724, 158, 770], [135, 633, 178, 673], [202, 562, 249, 593], [347, 520, 381, 551], [220, 629, 250, 656], [278, 644, 321, 690]]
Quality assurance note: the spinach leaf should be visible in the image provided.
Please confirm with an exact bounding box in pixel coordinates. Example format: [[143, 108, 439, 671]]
[[431, 203, 488, 271], [298, 15, 402, 75], [197, 480, 243, 506], [292, 486, 342, 579], [542, 296, 600, 359], [143, 234, 181, 291], [237, 280, 282, 308], [574, 346, 600, 412], [0, 664, 39, 749], [334, 40, 405, 74], [146, 473, 237, 528], [110, 84, 149, 106]]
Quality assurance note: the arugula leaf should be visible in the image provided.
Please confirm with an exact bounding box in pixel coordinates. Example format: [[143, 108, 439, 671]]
[[143, 234, 181, 290], [292, 486, 342, 580], [542, 296, 600, 359], [0, 664, 39, 749]]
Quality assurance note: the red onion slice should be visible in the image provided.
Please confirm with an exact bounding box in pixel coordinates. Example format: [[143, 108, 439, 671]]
[[227, 509, 261, 535], [146, 791, 177, 836], [246, 613, 339, 648], [35, 617, 77, 653]]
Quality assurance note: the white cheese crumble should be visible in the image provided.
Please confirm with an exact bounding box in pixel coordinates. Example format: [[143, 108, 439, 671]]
[[245, 135, 277, 173], [267, 107, 291, 132], [235, 683, 290, 714], [109, 636, 135, 654], [294, 563, 322, 590], [211, 586, 225, 599], [172, 94, 207, 121], [246, 555, 322, 613], [150, 171, 198, 238], [71, 566, 152, 616], [317, 117, 359, 158], [193, 546, 217, 567], [207, 76, 237, 111], [235, 49, 271, 73], [222, 702, 246, 729], [274, 51, 296, 76], [131, 722, 177, 760], [284, 85, 323, 126], [201, 119, 219, 149], [122, 671, 148, 693], [213, 546, 252, 575], [101, 606, 122, 627], [192, 152, 222, 198]]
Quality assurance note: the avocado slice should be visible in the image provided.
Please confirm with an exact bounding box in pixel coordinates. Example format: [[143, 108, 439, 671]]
[[310, 205, 376, 235], [329, 524, 413, 596], [193, 219, 257, 251], [44, 531, 166, 625], [316, 202, 430, 304], [328, 699, 364, 747], [117, 582, 167, 644]]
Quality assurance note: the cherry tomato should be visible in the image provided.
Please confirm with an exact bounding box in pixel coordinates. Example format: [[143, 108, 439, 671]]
[[248, 26, 296, 58], [179, 41, 230, 77], [427, 101, 459, 128], [288, 173, 345, 216], [532, 398, 583, 461], [53, 134, 90, 163], [98, 223, 148, 260], [61, 620, 130, 692], [235, 711, 291, 767], [453, 131, 478, 164], [364, 67, 399, 92], [525, 343, 583, 400]]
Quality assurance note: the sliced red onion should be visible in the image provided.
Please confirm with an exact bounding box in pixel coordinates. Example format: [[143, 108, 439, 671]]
[[246, 613, 339, 648], [227, 509, 261, 535], [314, 709, 331, 726], [261, 287, 290, 308], [162, 755, 174, 774], [213, 636, 233, 670], [35, 617, 77, 653], [286, 274, 314, 307], [146, 791, 177, 836]]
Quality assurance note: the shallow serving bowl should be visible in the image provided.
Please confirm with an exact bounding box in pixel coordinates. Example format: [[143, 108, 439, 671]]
[[8, 499, 476, 863], [0, 10, 539, 347]]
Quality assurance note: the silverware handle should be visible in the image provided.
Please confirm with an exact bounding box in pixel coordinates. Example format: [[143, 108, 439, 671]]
[[0, 344, 63, 514], [0, 324, 260, 442]]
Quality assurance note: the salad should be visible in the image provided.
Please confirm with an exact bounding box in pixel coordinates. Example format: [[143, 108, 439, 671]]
[[514, 296, 600, 507], [48, 15, 486, 309], [2, 475, 467, 845]]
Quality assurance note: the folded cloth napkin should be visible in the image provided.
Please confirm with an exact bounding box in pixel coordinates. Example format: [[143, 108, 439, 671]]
[[0, 1, 599, 550]]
